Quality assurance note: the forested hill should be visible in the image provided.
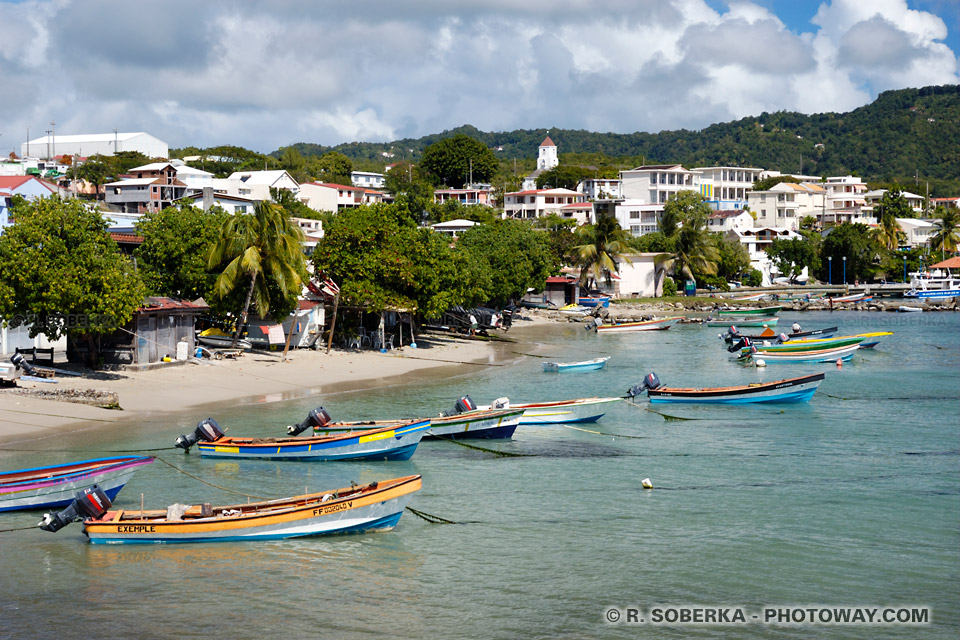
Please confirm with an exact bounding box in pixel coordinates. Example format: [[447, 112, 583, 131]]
[[285, 84, 959, 194]]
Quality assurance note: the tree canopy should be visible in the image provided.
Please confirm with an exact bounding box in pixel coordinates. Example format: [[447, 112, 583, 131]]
[[819, 223, 881, 283], [0, 196, 146, 342], [420, 134, 498, 188]]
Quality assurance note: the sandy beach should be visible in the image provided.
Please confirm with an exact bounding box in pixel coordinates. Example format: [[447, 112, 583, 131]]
[[0, 330, 536, 444]]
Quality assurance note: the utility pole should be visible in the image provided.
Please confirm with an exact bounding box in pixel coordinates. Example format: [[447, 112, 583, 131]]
[[45, 130, 51, 159], [50, 121, 55, 157], [26, 127, 29, 157], [114, 129, 118, 154]]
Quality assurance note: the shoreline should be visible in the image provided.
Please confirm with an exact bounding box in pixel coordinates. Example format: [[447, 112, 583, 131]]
[[0, 328, 549, 445]]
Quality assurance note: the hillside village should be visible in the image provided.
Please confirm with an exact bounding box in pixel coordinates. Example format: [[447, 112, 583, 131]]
[[2, 130, 957, 292]]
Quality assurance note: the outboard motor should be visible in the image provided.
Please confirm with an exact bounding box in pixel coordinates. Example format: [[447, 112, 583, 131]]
[[175, 417, 224, 451], [38, 485, 112, 533], [11, 352, 36, 377], [286, 407, 332, 436], [626, 372, 661, 398], [777, 332, 789, 344], [728, 336, 751, 353], [492, 397, 510, 409], [455, 396, 477, 414]]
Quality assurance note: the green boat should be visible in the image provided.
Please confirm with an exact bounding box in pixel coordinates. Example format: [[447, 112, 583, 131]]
[[706, 317, 778, 328], [736, 335, 865, 356], [716, 305, 782, 316]]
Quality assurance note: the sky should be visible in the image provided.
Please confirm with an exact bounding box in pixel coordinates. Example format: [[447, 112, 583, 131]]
[[0, 0, 957, 155]]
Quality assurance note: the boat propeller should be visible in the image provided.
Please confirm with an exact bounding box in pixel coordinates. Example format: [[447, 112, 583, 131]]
[[286, 407, 332, 436], [38, 484, 112, 533], [625, 372, 661, 398], [10, 353, 37, 377], [175, 418, 225, 451]]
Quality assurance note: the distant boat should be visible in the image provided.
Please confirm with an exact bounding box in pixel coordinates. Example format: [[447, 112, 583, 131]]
[[782, 331, 892, 350], [733, 335, 865, 356], [706, 317, 779, 328], [726, 292, 767, 302], [542, 356, 610, 372], [904, 270, 960, 299], [898, 305, 924, 312], [519, 299, 554, 309], [174, 417, 431, 461], [628, 372, 824, 404], [716, 305, 782, 316], [477, 396, 622, 425], [742, 344, 860, 363], [39, 475, 422, 544], [595, 316, 683, 333], [1, 456, 154, 513], [722, 326, 837, 343], [578, 296, 610, 308], [196, 328, 252, 350]]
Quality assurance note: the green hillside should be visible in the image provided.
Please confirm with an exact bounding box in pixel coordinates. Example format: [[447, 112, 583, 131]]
[[284, 84, 960, 195]]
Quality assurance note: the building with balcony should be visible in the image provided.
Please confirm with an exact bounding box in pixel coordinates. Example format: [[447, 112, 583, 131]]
[[693, 166, 762, 210], [104, 163, 187, 214], [579, 177, 621, 200], [434, 187, 493, 207], [298, 182, 385, 213], [863, 189, 926, 216], [502, 188, 585, 219], [351, 171, 386, 189], [748, 182, 826, 230], [821, 176, 869, 225], [707, 209, 754, 232]]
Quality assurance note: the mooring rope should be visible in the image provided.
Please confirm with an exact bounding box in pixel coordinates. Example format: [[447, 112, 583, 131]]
[[153, 456, 272, 500], [621, 396, 698, 421], [430, 434, 534, 457], [0, 525, 38, 533], [560, 424, 647, 439], [404, 506, 459, 524]]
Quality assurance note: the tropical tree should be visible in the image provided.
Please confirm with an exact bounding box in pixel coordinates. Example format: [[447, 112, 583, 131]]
[[208, 202, 308, 347], [766, 236, 819, 281], [311, 151, 353, 185], [420, 134, 498, 188], [654, 212, 720, 284], [873, 213, 906, 251], [0, 196, 146, 366], [874, 186, 915, 220], [929, 205, 960, 258], [819, 223, 881, 283], [535, 165, 593, 190], [713, 232, 752, 282], [135, 202, 231, 299], [660, 190, 712, 238], [569, 214, 629, 291]]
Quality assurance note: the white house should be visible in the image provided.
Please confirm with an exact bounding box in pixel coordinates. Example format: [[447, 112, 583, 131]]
[[183, 189, 258, 215], [693, 166, 763, 210], [748, 182, 826, 230], [21, 132, 168, 160], [294, 217, 324, 254], [226, 170, 300, 201], [299, 182, 385, 212], [521, 137, 559, 191], [351, 171, 386, 189], [707, 209, 754, 233], [727, 226, 801, 284], [431, 219, 478, 238], [502, 188, 585, 219], [579, 177, 621, 199], [0, 176, 59, 230], [612, 202, 663, 237], [821, 176, 869, 225], [897, 217, 936, 248], [620, 164, 701, 203], [611, 253, 663, 298]]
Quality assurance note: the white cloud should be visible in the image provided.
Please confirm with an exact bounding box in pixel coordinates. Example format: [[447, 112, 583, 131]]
[[0, 0, 956, 154]]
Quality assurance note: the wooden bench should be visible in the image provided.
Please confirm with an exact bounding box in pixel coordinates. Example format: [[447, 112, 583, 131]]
[[14, 347, 55, 366]]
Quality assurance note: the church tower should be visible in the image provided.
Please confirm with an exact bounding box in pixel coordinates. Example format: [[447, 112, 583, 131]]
[[537, 136, 558, 171]]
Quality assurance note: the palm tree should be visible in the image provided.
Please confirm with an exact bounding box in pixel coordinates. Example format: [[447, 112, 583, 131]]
[[569, 215, 628, 292], [874, 213, 905, 251], [930, 206, 960, 259], [654, 214, 720, 288], [208, 201, 308, 347]]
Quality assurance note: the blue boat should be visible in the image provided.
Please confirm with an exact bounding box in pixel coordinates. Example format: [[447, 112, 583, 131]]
[[578, 296, 610, 308], [628, 372, 825, 404], [542, 356, 609, 372], [175, 417, 431, 461]]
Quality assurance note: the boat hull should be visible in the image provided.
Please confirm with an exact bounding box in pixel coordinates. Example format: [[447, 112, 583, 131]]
[[716, 306, 782, 316], [478, 397, 622, 425], [706, 317, 779, 327], [0, 456, 154, 512], [596, 317, 682, 333], [746, 345, 859, 363], [648, 374, 824, 404], [739, 336, 864, 355], [904, 289, 960, 299], [578, 296, 610, 308], [424, 409, 524, 440], [196, 420, 430, 461], [542, 357, 609, 372], [83, 476, 421, 544]]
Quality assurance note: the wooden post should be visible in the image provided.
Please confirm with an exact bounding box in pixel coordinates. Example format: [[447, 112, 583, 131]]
[[325, 293, 340, 354], [281, 311, 296, 361]]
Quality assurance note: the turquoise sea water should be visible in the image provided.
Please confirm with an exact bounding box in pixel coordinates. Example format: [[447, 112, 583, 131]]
[[0, 310, 957, 639]]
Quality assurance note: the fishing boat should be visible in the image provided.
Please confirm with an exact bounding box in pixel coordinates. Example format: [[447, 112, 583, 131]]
[[716, 305, 782, 316], [423, 401, 524, 439], [733, 335, 865, 355], [577, 295, 610, 308], [595, 316, 683, 333], [742, 344, 860, 363], [726, 292, 767, 302], [829, 293, 873, 303], [721, 326, 837, 343], [174, 415, 431, 461], [0, 456, 154, 513], [705, 317, 779, 328], [898, 305, 923, 312], [39, 475, 421, 544], [558, 304, 590, 315], [627, 372, 824, 404], [904, 262, 960, 299], [776, 293, 823, 303], [476, 396, 623, 425], [542, 356, 609, 372], [196, 327, 252, 350]]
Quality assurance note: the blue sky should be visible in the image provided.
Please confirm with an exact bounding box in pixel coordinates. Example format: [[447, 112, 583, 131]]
[[0, 0, 957, 153]]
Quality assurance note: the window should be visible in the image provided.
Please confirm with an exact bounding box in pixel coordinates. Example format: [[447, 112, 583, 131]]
[[630, 225, 641, 236], [650, 173, 658, 185], [668, 174, 675, 185], [629, 210, 640, 219]]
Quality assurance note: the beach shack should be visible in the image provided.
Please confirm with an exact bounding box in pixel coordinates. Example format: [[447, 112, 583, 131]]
[[67, 297, 208, 367]]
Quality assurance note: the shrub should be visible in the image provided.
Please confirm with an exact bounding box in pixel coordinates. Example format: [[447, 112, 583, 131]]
[[744, 269, 763, 287], [662, 276, 677, 297]]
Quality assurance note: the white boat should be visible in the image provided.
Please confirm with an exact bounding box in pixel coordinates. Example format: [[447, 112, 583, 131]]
[[898, 305, 923, 312], [542, 356, 609, 372], [904, 270, 960, 299], [595, 316, 682, 333], [477, 397, 622, 425], [743, 344, 860, 363]]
